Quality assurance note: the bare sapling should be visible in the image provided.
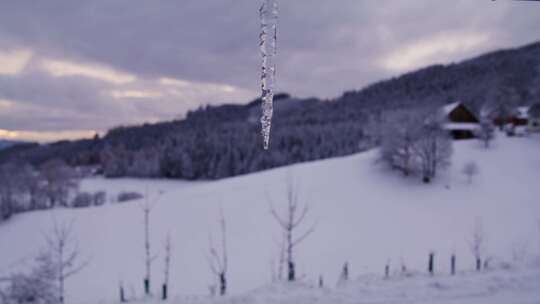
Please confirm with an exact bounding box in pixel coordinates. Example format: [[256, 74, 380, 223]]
[[208, 207, 228, 296], [269, 179, 315, 282]]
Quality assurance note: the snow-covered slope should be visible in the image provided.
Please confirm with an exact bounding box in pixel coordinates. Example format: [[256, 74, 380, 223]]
[[1, 135, 540, 303]]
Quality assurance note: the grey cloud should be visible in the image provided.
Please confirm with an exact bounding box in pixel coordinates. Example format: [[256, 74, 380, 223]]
[[0, 0, 539, 137]]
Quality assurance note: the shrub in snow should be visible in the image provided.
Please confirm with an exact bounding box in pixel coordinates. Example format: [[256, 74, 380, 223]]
[[379, 109, 453, 183], [462, 161, 479, 184], [40, 159, 79, 208], [92, 191, 106, 206], [1, 252, 57, 304], [379, 110, 422, 177], [476, 120, 495, 149], [72, 192, 93, 208], [468, 218, 486, 272], [117, 191, 143, 203], [414, 120, 453, 183]]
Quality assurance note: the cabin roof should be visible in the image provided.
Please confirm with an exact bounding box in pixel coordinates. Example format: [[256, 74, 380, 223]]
[[441, 101, 461, 116]]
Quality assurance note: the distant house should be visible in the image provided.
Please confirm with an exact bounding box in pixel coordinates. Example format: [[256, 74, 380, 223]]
[[529, 103, 540, 133], [504, 106, 530, 136], [440, 102, 479, 140]]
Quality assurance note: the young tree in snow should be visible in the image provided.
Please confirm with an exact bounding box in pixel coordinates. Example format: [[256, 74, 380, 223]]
[[477, 120, 495, 149], [269, 180, 315, 282], [44, 219, 88, 303], [467, 218, 486, 272], [379, 110, 422, 176], [0, 251, 57, 304], [462, 161, 479, 184], [337, 262, 349, 285], [40, 159, 79, 208], [162, 233, 172, 300], [140, 195, 157, 296], [413, 120, 453, 183], [271, 231, 287, 281], [207, 207, 228, 296]]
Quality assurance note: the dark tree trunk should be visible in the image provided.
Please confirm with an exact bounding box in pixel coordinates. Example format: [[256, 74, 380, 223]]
[[385, 264, 390, 279], [318, 275, 324, 288], [219, 272, 226, 296], [120, 285, 126, 302], [476, 258, 482, 272], [287, 261, 295, 281]]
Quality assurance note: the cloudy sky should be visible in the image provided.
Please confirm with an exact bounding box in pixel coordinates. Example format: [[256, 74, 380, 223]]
[[0, 0, 538, 142]]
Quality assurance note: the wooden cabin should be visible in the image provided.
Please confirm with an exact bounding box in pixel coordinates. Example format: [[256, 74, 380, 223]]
[[440, 102, 479, 140]]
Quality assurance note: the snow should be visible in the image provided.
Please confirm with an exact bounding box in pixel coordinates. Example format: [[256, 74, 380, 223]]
[[1, 134, 540, 303], [443, 122, 479, 131], [127, 265, 540, 304], [517, 106, 530, 119]]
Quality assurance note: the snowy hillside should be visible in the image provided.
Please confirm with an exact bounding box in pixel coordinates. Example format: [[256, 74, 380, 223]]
[[1, 135, 540, 303]]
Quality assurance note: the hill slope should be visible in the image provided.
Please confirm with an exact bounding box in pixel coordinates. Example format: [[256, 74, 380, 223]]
[[1, 41, 540, 180], [1, 135, 539, 303]]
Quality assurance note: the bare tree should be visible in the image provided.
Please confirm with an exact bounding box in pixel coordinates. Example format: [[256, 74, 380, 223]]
[[44, 219, 88, 303], [0, 252, 57, 304], [462, 161, 479, 184], [269, 180, 315, 282], [162, 233, 172, 300], [140, 195, 157, 296], [477, 120, 495, 149], [40, 159, 79, 208], [379, 110, 422, 177], [467, 218, 486, 272], [20, 163, 46, 211], [413, 120, 453, 183], [207, 207, 228, 296]]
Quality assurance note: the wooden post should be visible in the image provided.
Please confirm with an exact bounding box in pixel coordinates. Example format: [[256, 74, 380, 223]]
[[451, 254, 456, 276], [428, 252, 434, 276], [144, 278, 150, 295], [162, 283, 167, 300]]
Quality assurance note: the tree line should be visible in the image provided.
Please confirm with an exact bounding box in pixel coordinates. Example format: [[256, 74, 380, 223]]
[[1, 41, 539, 180]]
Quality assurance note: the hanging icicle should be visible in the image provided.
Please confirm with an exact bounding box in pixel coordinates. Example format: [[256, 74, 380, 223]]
[[260, 0, 278, 150]]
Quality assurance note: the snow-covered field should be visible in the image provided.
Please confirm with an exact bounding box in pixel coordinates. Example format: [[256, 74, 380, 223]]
[[1, 134, 540, 303]]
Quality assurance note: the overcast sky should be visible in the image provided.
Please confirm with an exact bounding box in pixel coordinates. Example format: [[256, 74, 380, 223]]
[[0, 0, 538, 142]]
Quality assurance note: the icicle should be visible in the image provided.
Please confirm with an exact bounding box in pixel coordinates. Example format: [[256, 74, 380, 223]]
[[260, 0, 278, 149]]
